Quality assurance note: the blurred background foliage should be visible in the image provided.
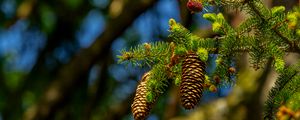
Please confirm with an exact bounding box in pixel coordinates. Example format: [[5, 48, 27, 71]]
[[0, 0, 298, 120]]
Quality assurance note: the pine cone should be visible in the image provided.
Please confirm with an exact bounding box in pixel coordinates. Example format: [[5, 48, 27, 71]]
[[180, 52, 206, 109], [131, 72, 155, 120]]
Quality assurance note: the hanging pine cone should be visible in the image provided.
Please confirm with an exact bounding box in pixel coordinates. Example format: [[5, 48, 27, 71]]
[[180, 52, 206, 109], [131, 72, 155, 120]]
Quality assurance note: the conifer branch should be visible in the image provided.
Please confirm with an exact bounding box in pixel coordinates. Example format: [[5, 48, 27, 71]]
[[264, 67, 299, 119], [119, 1, 300, 119], [118, 41, 172, 67], [245, 0, 300, 54]]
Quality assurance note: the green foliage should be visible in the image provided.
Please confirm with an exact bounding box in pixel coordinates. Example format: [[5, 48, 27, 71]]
[[147, 64, 169, 93], [264, 66, 299, 119], [286, 91, 300, 111], [174, 76, 181, 86], [119, 0, 300, 119], [237, 17, 260, 34], [168, 19, 216, 51], [203, 13, 217, 22], [118, 41, 172, 67], [214, 56, 233, 84], [212, 22, 222, 34], [146, 91, 155, 103], [174, 44, 187, 55], [274, 57, 285, 72], [172, 63, 182, 86], [271, 6, 285, 17], [204, 13, 234, 35], [196, 48, 208, 61]]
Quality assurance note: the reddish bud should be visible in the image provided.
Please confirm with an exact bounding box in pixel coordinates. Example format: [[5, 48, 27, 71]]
[[187, 0, 203, 13], [213, 75, 221, 84]]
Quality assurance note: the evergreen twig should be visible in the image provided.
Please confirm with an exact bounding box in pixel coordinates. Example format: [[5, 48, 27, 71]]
[[264, 67, 298, 119], [246, 0, 300, 54]]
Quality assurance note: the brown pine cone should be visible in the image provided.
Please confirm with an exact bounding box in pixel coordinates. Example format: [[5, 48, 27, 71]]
[[131, 72, 155, 120], [180, 52, 206, 109]]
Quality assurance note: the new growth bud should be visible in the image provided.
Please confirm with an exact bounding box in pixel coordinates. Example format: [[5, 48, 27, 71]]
[[196, 48, 208, 61], [203, 13, 217, 22], [271, 6, 285, 16], [274, 57, 285, 72], [217, 13, 225, 20], [287, 13, 298, 29], [212, 22, 223, 34], [169, 18, 180, 30]]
